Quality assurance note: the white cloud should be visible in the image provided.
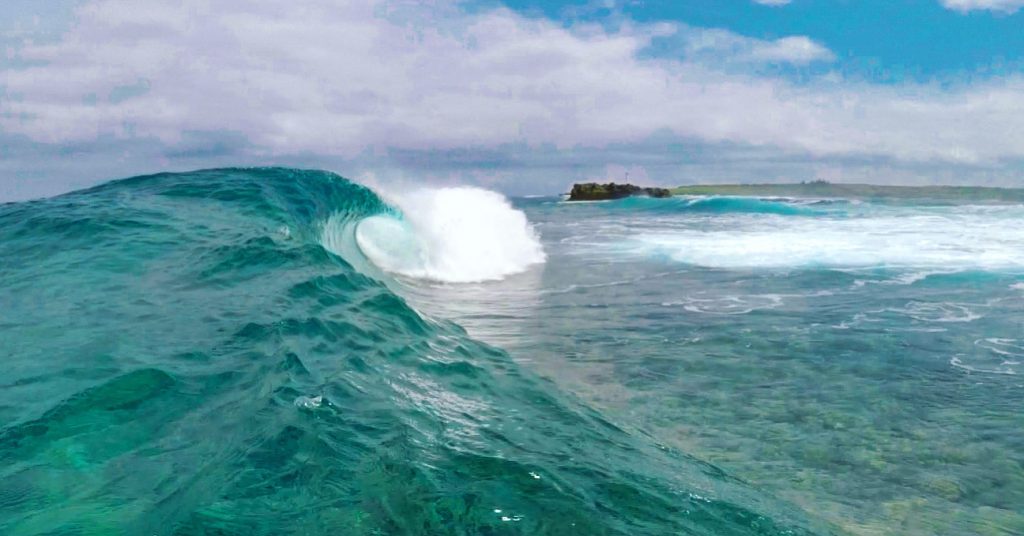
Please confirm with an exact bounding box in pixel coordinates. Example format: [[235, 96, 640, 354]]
[[753, 0, 793, 6], [746, 36, 834, 63], [682, 30, 834, 64], [940, 0, 1024, 12], [1, 0, 1024, 198]]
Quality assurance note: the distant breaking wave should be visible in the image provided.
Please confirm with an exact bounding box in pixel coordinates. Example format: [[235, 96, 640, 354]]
[[600, 195, 825, 216], [625, 203, 1024, 271]]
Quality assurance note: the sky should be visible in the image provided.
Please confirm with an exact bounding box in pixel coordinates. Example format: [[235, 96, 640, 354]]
[[2, 0, 1024, 200]]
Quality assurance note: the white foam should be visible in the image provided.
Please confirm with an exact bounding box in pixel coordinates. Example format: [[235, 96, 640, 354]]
[[849, 270, 958, 288], [355, 187, 546, 283], [975, 338, 1024, 358], [949, 338, 1023, 376], [661, 294, 783, 315], [628, 207, 1024, 270], [950, 356, 1018, 376], [897, 301, 983, 323], [294, 395, 323, 409]]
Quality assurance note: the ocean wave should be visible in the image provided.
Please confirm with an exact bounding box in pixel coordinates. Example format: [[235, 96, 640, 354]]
[[602, 195, 823, 216], [0, 168, 821, 535], [353, 187, 545, 283], [628, 208, 1024, 271]]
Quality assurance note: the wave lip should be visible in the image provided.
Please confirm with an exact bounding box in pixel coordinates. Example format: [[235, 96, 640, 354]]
[[351, 186, 546, 283]]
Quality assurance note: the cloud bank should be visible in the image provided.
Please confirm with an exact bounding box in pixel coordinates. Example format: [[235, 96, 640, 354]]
[[1, 0, 1023, 198]]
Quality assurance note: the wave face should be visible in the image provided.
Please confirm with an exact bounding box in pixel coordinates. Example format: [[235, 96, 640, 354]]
[[599, 195, 825, 216], [0, 169, 822, 535]]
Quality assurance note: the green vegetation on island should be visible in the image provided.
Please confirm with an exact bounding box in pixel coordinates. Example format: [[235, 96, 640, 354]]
[[568, 182, 672, 201], [670, 181, 1024, 203]]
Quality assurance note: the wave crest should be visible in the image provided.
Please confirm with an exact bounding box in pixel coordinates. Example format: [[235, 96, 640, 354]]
[[604, 195, 823, 216], [339, 187, 546, 283]]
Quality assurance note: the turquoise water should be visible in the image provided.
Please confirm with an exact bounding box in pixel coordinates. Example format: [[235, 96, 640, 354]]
[[1, 168, 1022, 535]]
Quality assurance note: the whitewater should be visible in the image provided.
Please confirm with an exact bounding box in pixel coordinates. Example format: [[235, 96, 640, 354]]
[[1, 168, 1022, 535]]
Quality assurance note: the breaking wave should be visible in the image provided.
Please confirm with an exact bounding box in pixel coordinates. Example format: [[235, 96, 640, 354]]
[[0, 168, 822, 535]]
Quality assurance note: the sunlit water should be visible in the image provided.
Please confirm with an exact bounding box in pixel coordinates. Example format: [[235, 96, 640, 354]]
[[2, 169, 1021, 535], [0, 169, 822, 536], [417, 195, 1024, 536]]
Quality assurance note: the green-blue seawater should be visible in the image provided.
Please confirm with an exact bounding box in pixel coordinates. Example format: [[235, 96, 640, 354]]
[[1, 168, 1022, 535]]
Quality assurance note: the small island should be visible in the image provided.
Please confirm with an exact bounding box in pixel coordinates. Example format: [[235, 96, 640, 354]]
[[568, 182, 672, 201], [567, 180, 1024, 203]]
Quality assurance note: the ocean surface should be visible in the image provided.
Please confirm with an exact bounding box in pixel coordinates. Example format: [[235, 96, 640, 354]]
[[1, 168, 1021, 535]]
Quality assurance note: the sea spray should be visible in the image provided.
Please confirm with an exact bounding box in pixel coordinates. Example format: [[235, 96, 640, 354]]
[[351, 186, 546, 282]]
